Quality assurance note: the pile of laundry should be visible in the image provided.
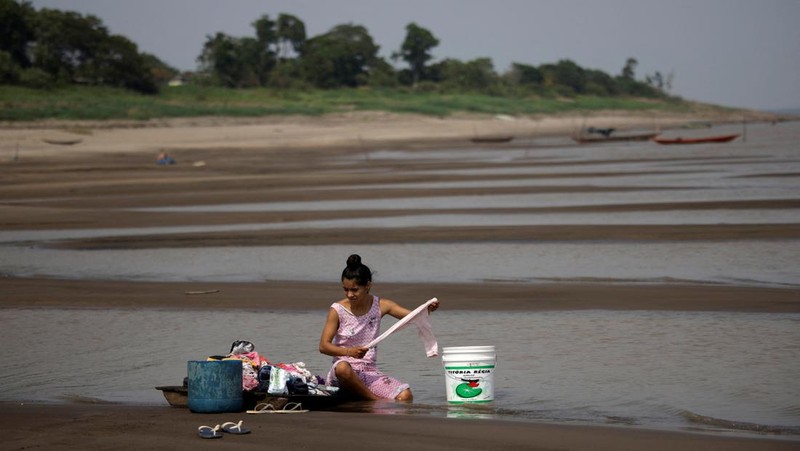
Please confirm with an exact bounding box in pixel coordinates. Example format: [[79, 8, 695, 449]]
[[207, 340, 338, 396]]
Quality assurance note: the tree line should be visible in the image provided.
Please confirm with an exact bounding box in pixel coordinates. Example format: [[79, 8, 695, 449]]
[[0, 0, 167, 93], [1, 0, 672, 99]]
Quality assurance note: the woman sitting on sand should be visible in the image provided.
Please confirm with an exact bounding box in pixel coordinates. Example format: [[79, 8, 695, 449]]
[[319, 254, 439, 401]]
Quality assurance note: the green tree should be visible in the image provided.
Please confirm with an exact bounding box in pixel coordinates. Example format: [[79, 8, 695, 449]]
[[250, 15, 278, 85], [141, 52, 179, 86], [365, 57, 398, 87], [196, 13, 305, 88], [93, 34, 158, 93], [396, 22, 439, 86], [615, 58, 665, 97], [584, 69, 617, 96], [509, 62, 543, 86], [437, 57, 498, 93], [27, 7, 156, 93], [301, 23, 380, 88], [664, 71, 674, 93], [645, 71, 664, 90], [645, 70, 677, 94], [267, 58, 306, 89], [252, 14, 277, 50], [621, 57, 637, 79], [0, 0, 35, 69], [30, 8, 107, 82], [197, 32, 248, 87], [540, 59, 586, 94], [0, 50, 20, 83], [276, 13, 306, 59]]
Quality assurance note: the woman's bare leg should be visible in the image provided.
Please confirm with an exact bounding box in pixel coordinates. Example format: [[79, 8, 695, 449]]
[[334, 362, 380, 401]]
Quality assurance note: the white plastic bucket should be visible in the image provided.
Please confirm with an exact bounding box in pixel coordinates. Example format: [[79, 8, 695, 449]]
[[442, 345, 496, 403]]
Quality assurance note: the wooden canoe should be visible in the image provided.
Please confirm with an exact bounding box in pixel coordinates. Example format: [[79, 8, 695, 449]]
[[573, 131, 659, 144], [652, 134, 740, 145], [470, 136, 514, 143], [42, 138, 83, 145]]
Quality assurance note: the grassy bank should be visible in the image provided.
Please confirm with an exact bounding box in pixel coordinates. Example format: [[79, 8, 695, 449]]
[[1, 85, 704, 123]]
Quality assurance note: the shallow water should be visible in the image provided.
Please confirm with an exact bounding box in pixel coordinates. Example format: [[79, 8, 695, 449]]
[[1, 308, 798, 437]]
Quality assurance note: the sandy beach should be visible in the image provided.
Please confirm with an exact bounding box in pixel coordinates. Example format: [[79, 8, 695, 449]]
[[1, 110, 799, 449]]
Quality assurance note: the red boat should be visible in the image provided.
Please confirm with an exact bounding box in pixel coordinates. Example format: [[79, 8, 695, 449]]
[[652, 134, 740, 145]]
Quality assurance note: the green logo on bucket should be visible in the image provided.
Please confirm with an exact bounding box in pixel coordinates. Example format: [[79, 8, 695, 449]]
[[445, 365, 494, 401], [455, 379, 482, 398]]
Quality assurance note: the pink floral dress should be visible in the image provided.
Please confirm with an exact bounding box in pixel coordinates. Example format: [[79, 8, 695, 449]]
[[325, 295, 409, 399]]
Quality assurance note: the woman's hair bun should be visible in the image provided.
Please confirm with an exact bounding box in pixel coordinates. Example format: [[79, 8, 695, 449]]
[[342, 254, 372, 284], [346, 254, 362, 269]]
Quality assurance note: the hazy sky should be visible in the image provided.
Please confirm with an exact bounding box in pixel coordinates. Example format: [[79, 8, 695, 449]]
[[28, 0, 800, 111]]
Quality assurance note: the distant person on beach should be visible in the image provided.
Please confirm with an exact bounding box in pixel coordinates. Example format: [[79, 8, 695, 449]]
[[156, 151, 175, 165], [319, 254, 439, 401]]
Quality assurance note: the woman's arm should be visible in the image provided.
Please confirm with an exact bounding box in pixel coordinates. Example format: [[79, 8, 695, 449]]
[[380, 298, 439, 319], [380, 298, 411, 319], [318, 307, 368, 358]]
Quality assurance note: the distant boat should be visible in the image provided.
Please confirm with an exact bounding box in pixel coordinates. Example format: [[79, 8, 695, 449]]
[[470, 136, 514, 143], [42, 138, 83, 145], [573, 131, 659, 144], [652, 134, 740, 145], [681, 121, 713, 129]]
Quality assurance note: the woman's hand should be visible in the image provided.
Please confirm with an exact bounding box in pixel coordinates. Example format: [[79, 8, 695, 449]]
[[347, 347, 368, 358], [428, 299, 440, 313]]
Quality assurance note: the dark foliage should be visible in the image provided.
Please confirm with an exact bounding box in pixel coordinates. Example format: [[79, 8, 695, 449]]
[[0, 0, 174, 94], [1, 1, 670, 100]]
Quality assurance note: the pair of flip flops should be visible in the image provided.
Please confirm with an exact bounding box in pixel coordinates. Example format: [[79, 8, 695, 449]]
[[246, 402, 309, 414], [198, 420, 251, 439]]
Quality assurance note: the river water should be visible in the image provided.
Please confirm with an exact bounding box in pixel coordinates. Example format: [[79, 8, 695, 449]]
[[1, 308, 798, 438], [1, 121, 799, 439]]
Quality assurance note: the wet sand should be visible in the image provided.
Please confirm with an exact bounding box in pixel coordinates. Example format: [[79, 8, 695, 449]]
[[1, 111, 799, 449], [2, 403, 797, 451], [2, 277, 799, 312]]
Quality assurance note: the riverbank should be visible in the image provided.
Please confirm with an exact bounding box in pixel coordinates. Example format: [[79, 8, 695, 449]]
[[0, 108, 782, 160]]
